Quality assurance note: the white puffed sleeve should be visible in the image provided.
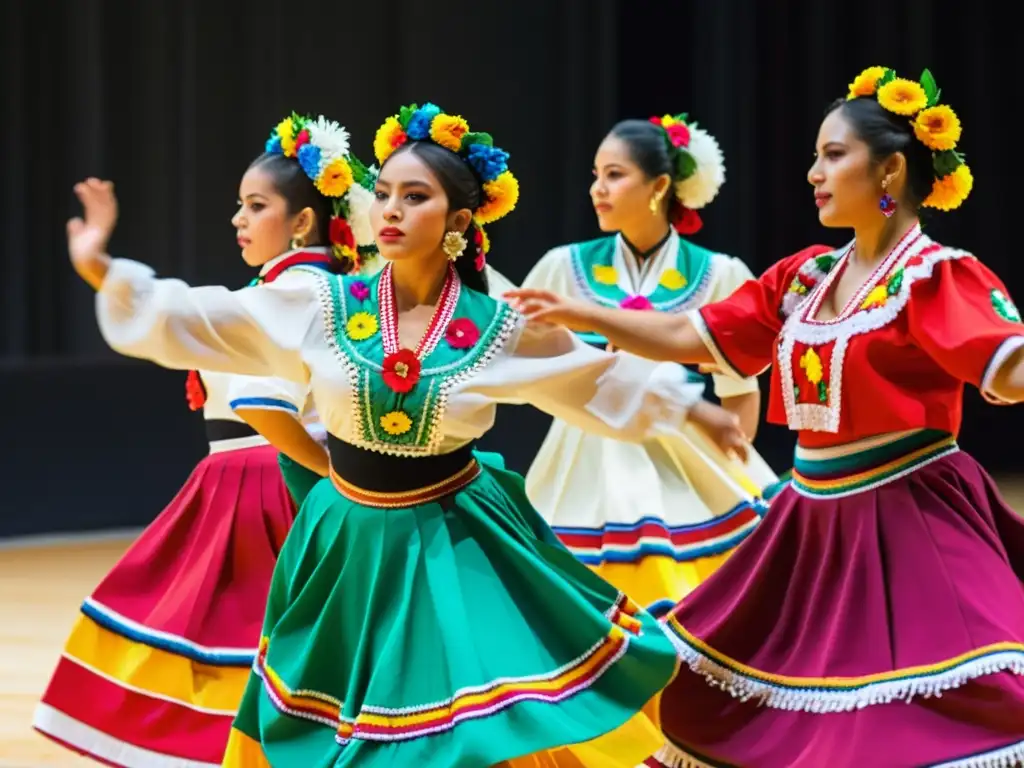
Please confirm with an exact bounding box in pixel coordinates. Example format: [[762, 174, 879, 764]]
[[96, 258, 317, 385], [521, 246, 574, 293], [707, 254, 761, 398], [467, 318, 704, 443]]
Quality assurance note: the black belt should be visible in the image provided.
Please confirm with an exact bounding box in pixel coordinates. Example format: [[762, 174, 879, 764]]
[[205, 419, 258, 442], [327, 435, 476, 494]]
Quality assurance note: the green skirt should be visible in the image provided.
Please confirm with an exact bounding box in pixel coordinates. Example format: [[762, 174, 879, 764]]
[[226, 452, 677, 767]]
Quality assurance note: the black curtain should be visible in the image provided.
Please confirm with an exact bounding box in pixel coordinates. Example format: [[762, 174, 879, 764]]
[[0, 1, 1019, 535]]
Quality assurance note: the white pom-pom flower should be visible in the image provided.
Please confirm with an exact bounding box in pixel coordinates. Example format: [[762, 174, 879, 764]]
[[345, 183, 375, 247], [307, 116, 350, 164], [673, 125, 726, 210]]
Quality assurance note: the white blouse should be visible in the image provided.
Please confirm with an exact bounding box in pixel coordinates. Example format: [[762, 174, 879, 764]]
[[96, 259, 705, 456]]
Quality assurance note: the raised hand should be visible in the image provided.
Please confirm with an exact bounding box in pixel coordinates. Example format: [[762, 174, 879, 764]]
[[502, 288, 595, 331], [67, 178, 118, 289]]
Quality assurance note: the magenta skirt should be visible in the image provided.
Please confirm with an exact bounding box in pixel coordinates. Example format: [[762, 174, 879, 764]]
[[34, 441, 297, 767], [650, 429, 1024, 768]]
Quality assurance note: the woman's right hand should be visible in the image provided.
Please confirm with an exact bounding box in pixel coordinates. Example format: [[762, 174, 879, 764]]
[[68, 178, 118, 288]]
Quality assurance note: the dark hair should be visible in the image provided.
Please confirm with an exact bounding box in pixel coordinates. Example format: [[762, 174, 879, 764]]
[[247, 152, 347, 274], [386, 141, 490, 294], [826, 97, 935, 212]]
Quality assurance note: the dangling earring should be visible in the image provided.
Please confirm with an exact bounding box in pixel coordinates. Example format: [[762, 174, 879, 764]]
[[442, 230, 467, 261], [290, 234, 306, 250], [879, 180, 896, 218], [649, 190, 665, 215]]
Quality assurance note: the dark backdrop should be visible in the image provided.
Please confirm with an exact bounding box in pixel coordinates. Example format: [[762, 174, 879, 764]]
[[1, 0, 1018, 536]]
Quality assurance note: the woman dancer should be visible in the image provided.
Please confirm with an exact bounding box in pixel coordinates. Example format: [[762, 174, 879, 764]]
[[34, 113, 378, 767], [508, 67, 1024, 767], [521, 114, 777, 613], [63, 101, 753, 767]]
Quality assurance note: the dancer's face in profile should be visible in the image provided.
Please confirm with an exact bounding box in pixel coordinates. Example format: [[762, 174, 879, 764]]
[[372, 148, 471, 264], [590, 135, 669, 235], [808, 108, 892, 229], [231, 164, 314, 267]]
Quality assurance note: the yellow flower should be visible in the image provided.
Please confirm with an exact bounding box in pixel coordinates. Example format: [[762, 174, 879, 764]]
[[477, 225, 490, 254], [923, 164, 973, 211], [277, 117, 297, 157], [847, 66, 888, 99], [374, 117, 405, 164], [659, 268, 687, 291], [660, 114, 679, 127], [346, 311, 379, 341], [877, 78, 928, 116], [316, 157, 353, 198], [429, 114, 470, 152], [913, 105, 962, 151], [475, 171, 519, 225], [799, 347, 823, 386], [380, 410, 412, 436], [592, 265, 618, 285], [860, 285, 888, 310]]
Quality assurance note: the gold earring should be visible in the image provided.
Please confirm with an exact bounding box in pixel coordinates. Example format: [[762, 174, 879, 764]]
[[442, 230, 467, 261], [649, 191, 665, 215], [290, 234, 306, 251]]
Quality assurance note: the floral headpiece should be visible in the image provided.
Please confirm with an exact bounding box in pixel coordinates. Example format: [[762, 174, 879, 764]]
[[373, 102, 520, 271], [846, 67, 972, 211], [647, 113, 726, 235], [265, 112, 378, 271]]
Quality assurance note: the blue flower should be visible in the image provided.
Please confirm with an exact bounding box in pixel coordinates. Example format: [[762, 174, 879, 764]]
[[466, 144, 509, 182], [406, 103, 442, 140], [265, 134, 283, 155], [297, 143, 322, 181]]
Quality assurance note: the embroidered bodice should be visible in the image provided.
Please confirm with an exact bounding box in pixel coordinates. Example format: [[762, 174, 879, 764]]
[[524, 232, 759, 398], [95, 259, 705, 457], [691, 225, 1024, 448]]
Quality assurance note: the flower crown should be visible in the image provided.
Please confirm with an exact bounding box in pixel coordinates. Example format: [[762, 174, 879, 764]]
[[265, 112, 379, 270], [846, 67, 972, 211], [373, 102, 520, 270], [647, 113, 726, 235]]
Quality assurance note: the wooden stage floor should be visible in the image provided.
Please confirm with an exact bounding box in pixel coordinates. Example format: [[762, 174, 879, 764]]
[[3, 480, 1024, 767]]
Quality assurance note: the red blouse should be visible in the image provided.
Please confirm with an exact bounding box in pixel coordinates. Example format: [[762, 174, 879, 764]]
[[690, 225, 1024, 448]]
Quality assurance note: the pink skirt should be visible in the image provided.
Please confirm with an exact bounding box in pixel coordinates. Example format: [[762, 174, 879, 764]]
[[650, 429, 1024, 768], [34, 442, 296, 767]]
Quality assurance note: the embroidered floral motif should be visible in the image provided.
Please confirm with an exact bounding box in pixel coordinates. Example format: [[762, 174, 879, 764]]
[[346, 311, 379, 341], [860, 267, 905, 311], [799, 347, 827, 403], [781, 253, 838, 319], [349, 280, 370, 302], [380, 410, 413, 436], [446, 318, 480, 349], [991, 289, 1022, 323], [620, 295, 654, 311], [659, 268, 687, 290], [592, 264, 618, 285], [382, 349, 422, 393], [185, 370, 206, 411]]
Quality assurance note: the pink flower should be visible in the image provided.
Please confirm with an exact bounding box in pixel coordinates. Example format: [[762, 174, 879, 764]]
[[474, 252, 486, 272], [349, 280, 370, 301], [446, 318, 480, 349], [665, 123, 690, 148], [619, 295, 653, 311]]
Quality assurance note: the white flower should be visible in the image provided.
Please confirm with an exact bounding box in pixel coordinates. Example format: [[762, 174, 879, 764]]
[[673, 125, 725, 210], [346, 183, 375, 246], [307, 116, 350, 164]]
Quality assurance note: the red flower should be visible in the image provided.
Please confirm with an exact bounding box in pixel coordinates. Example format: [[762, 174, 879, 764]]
[[671, 204, 703, 235], [446, 318, 480, 349], [620, 295, 653, 311], [329, 216, 356, 250], [665, 123, 690, 148], [382, 349, 421, 393], [474, 252, 486, 272], [295, 129, 311, 152], [185, 370, 206, 411], [649, 116, 664, 127]]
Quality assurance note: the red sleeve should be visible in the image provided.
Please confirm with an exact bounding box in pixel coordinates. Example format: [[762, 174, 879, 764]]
[[691, 245, 834, 378], [907, 255, 1024, 398]]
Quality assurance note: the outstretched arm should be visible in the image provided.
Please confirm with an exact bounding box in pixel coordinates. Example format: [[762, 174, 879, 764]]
[[503, 288, 714, 364]]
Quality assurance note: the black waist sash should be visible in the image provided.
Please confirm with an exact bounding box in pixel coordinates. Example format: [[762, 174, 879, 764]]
[[327, 434, 476, 493], [205, 419, 258, 442]]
